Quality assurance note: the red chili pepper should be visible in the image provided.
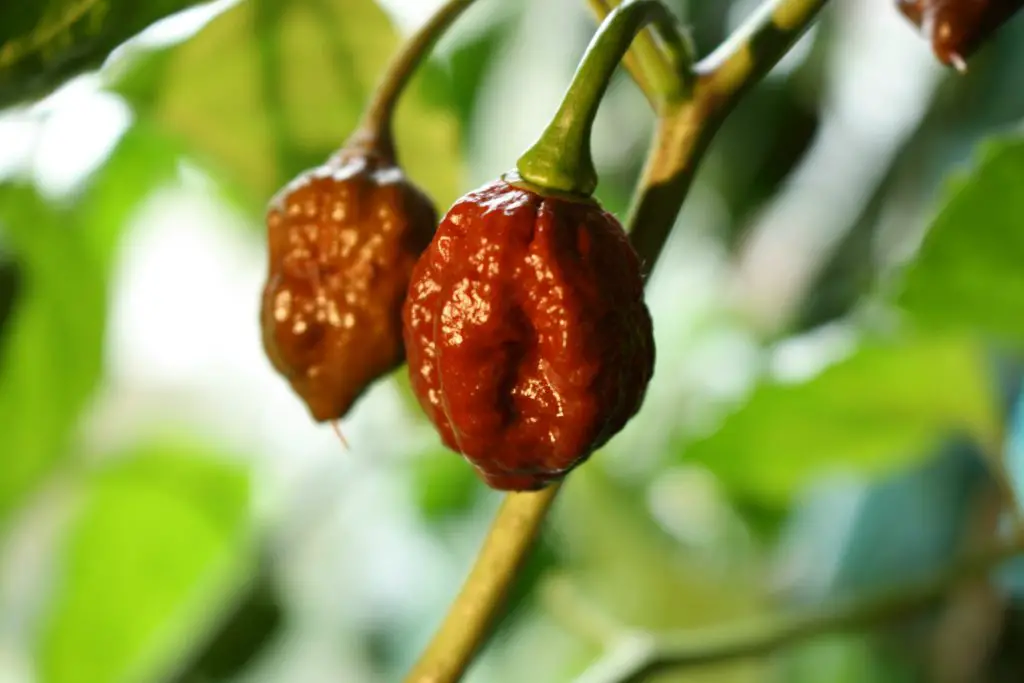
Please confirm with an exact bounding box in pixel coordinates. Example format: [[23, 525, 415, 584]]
[[262, 148, 437, 422], [897, 0, 1024, 69], [403, 177, 654, 491]]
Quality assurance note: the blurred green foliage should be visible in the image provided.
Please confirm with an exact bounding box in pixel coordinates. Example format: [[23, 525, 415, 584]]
[[38, 442, 251, 683], [1, 2, 1024, 683], [0, 184, 107, 523], [110, 0, 464, 214], [0, 0, 207, 108], [784, 636, 917, 683], [897, 138, 1024, 346], [0, 123, 182, 525], [678, 336, 999, 506], [412, 448, 485, 522], [174, 569, 283, 682]]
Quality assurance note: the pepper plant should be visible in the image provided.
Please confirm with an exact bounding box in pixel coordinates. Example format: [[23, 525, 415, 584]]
[[2, 1, 1024, 683]]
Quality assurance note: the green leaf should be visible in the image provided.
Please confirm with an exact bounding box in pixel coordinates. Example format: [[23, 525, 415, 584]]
[[785, 636, 915, 683], [37, 441, 252, 683], [176, 570, 283, 681], [112, 0, 463, 215], [0, 256, 20, 345], [411, 448, 483, 522], [0, 0, 214, 109], [896, 136, 1024, 345], [0, 184, 107, 521], [0, 128, 179, 522], [677, 336, 1000, 506]]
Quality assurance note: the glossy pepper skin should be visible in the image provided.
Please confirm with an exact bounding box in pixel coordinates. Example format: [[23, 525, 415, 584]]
[[262, 147, 437, 421], [897, 0, 1024, 67], [403, 177, 654, 491]]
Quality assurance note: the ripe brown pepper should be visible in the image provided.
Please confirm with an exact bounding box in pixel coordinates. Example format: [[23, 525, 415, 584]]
[[897, 0, 1024, 68], [402, 176, 654, 491], [262, 145, 437, 422]]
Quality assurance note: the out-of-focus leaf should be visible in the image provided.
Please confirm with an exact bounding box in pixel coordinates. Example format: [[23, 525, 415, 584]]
[[897, 137, 1024, 346], [112, 0, 463, 216], [0, 0, 213, 109], [1005, 387, 1024, 510], [38, 441, 252, 683], [443, 1, 519, 136], [411, 448, 483, 522], [708, 81, 820, 243], [0, 184, 107, 521], [0, 127, 181, 522], [989, 607, 1024, 679], [784, 636, 915, 683], [0, 257, 21, 344], [170, 568, 283, 682], [782, 440, 986, 606], [560, 466, 762, 633], [833, 440, 986, 593], [677, 336, 1000, 506]]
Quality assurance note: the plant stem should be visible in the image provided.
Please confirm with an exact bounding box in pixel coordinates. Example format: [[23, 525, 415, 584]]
[[584, 0, 691, 110], [585, 0, 657, 108], [572, 530, 1024, 683], [516, 0, 693, 197], [626, 105, 714, 272], [403, 486, 560, 683], [627, 0, 829, 275], [403, 1, 832, 681], [695, 0, 828, 102], [350, 0, 477, 159]]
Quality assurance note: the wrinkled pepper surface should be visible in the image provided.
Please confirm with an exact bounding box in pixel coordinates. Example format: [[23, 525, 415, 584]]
[[262, 147, 437, 421], [403, 176, 654, 491]]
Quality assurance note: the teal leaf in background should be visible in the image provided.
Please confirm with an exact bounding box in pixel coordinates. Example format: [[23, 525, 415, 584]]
[[896, 136, 1024, 346], [110, 0, 464, 217], [37, 441, 252, 683], [0, 0, 217, 109], [1005, 388, 1024, 509], [677, 336, 1000, 506]]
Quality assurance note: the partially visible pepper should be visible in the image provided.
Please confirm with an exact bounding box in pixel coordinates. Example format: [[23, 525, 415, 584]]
[[262, 143, 437, 421], [896, 0, 1024, 69], [259, 0, 481, 424], [403, 175, 654, 490]]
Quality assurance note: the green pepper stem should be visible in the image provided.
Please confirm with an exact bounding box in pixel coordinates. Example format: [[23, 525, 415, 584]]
[[351, 0, 477, 160], [515, 0, 693, 197]]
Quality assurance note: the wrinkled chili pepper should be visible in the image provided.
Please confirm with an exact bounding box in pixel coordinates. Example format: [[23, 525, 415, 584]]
[[897, 0, 1024, 68], [403, 176, 654, 491], [262, 145, 437, 422]]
